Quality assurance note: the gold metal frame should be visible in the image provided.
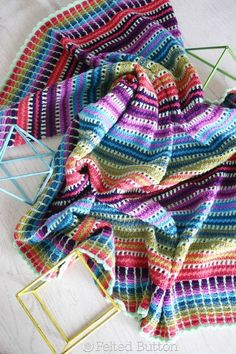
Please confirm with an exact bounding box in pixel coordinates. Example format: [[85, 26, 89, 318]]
[[16, 250, 120, 354]]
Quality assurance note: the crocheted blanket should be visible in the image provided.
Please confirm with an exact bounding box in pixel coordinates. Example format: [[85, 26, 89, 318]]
[[1, 0, 236, 339]]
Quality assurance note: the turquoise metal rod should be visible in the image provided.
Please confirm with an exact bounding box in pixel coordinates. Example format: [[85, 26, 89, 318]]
[[0, 170, 51, 182], [0, 124, 55, 204], [0, 164, 30, 202], [0, 152, 53, 164], [0, 187, 30, 204], [0, 126, 14, 160], [16, 126, 54, 150]]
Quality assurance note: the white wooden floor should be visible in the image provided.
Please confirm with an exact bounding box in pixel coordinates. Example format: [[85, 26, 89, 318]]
[[0, 1, 236, 353]]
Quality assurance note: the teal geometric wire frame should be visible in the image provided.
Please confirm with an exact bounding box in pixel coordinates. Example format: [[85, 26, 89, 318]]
[[186, 45, 236, 89], [0, 124, 55, 205]]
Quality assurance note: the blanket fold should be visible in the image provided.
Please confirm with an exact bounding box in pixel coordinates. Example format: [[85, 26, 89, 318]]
[[1, 0, 236, 339]]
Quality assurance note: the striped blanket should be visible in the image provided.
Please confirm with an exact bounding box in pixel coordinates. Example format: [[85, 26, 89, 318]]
[[1, 0, 236, 339]]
